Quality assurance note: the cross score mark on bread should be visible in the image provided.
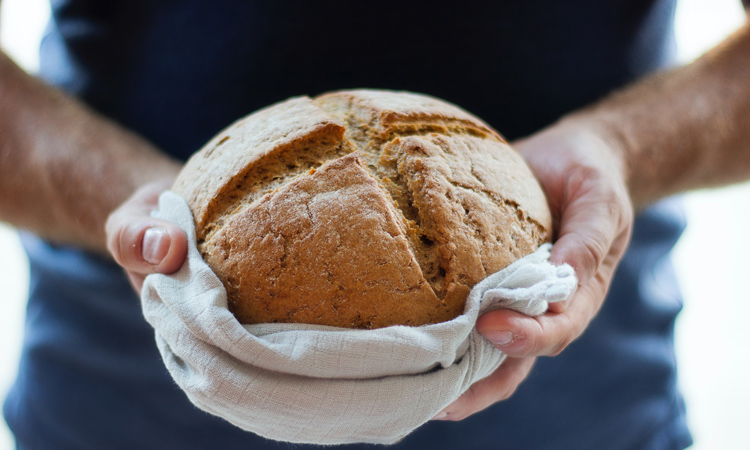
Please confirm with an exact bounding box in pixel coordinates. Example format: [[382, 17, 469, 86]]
[[172, 90, 552, 329]]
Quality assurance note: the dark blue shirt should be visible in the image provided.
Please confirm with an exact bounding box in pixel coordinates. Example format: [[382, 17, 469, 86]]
[[4, 1, 692, 449]]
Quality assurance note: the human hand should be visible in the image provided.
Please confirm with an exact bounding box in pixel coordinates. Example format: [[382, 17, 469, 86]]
[[434, 118, 634, 421], [105, 180, 188, 293]]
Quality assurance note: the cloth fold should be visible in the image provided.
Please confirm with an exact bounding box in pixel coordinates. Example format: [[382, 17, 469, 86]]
[[141, 191, 577, 445]]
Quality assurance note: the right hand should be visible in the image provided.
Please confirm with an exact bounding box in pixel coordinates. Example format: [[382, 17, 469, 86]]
[[475, 117, 633, 355], [105, 180, 188, 292], [436, 117, 634, 421]]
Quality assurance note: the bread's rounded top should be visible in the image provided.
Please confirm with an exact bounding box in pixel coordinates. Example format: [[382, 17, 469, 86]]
[[173, 90, 552, 329]]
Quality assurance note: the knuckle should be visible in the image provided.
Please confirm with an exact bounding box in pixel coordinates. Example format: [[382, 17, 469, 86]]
[[542, 316, 577, 357], [548, 335, 572, 356], [446, 411, 469, 422], [499, 384, 518, 401], [575, 233, 608, 277], [445, 389, 479, 421], [104, 211, 125, 252], [565, 166, 601, 199], [619, 194, 635, 222], [106, 226, 124, 264], [445, 408, 469, 422], [612, 193, 634, 234]]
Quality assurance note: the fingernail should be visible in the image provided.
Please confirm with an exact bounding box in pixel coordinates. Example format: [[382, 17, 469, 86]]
[[143, 227, 170, 265], [431, 411, 448, 420], [483, 331, 515, 346]]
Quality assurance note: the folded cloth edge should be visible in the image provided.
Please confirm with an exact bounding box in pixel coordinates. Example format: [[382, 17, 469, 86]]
[[141, 191, 577, 445]]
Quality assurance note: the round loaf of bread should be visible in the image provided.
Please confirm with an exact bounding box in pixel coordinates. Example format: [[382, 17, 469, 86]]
[[172, 90, 552, 329]]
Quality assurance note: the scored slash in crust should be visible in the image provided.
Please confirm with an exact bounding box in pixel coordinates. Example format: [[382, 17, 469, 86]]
[[172, 90, 552, 329]]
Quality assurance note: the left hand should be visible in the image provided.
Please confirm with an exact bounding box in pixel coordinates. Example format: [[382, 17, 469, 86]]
[[105, 180, 188, 293], [433, 117, 634, 421]]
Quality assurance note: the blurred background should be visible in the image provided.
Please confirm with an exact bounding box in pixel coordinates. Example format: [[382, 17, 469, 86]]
[[0, 0, 748, 449]]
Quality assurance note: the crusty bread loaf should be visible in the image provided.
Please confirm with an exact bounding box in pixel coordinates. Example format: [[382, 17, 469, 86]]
[[172, 90, 552, 329]]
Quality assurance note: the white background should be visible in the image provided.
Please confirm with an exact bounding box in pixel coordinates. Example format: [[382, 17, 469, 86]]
[[0, 0, 748, 449]]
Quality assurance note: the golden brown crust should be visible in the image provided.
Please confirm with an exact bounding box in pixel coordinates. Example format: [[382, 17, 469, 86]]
[[172, 96, 348, 242], [314, 90, 502, 142], [203, 153, 448, 328], [174, 89, 552, 329]]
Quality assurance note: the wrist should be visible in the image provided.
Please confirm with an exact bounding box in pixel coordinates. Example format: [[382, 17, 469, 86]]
[[0, 50, 182, 251], [555, 109, 638, 209]]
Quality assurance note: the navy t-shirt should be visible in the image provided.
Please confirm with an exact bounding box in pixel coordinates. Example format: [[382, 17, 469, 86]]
[[4, 1, 693, 449]]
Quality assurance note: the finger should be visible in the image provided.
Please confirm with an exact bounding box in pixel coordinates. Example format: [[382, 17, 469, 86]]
[[476, 244, 623, 358], [536, 165, 632, 313], [105, 186, 187, 276], [550, 166, 631, 287], [432, 357, 536, 421], [127, 272, 147, 294], [107, 216, 188, 276], [545, 299, 569, 314]]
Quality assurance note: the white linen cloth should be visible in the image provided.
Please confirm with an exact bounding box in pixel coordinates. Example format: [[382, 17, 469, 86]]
[[141, 191, 577, 445]]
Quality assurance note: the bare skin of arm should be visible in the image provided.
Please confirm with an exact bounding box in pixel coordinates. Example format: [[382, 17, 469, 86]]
[[0, 49, 186, 268], [592, 25, 750, 207]]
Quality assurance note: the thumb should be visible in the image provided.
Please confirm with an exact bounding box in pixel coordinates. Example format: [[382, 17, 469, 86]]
[[107, 218, 187, 276], [106, 184, 188, 278]]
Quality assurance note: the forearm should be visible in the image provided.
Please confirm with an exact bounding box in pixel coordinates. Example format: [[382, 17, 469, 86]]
[[565, 18, 750, 209], [0, 51, 181, 252]]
